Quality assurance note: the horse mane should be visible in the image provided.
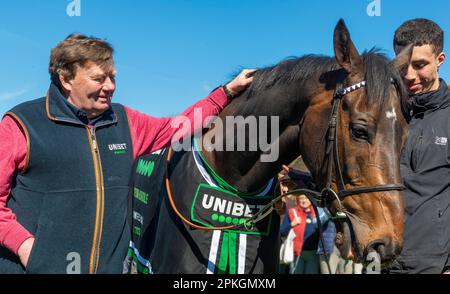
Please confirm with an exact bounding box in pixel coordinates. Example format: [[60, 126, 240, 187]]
[[236, 49, 409, 114], [245, 54, 338, 95]]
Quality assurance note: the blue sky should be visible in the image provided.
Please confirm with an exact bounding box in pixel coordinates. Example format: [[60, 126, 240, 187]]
[[1, 0, 449, 117]]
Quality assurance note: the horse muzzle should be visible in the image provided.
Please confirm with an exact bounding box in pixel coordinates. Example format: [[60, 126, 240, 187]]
[[335, 219, 402, 266], [365, 238, 402, 265]]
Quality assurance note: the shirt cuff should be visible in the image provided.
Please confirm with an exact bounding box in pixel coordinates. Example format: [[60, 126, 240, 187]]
[[208, 87, 231, 108], [1, 222, 33, 255]]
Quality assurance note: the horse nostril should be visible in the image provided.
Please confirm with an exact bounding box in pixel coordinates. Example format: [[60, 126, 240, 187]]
[[366, 241, 389, 261]]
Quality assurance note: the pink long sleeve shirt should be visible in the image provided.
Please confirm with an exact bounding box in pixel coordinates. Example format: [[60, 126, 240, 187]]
[[0, 87, 229, 255]]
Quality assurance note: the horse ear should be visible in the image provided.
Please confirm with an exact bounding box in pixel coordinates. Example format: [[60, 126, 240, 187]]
[[333, 19, 363, 74], [391, 44, 413, 72]]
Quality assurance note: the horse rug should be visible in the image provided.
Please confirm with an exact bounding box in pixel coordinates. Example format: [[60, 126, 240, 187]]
[[124, 141, 280, 274]]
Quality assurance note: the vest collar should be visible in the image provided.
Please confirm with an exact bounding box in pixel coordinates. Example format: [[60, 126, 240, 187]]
[[46, 83, 118, 127]]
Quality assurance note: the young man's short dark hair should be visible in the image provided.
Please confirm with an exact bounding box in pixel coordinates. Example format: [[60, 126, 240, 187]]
[[394, 18, 444, 55]]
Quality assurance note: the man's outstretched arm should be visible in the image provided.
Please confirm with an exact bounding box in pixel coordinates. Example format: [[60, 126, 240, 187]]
[[127, 69, 256, 158]]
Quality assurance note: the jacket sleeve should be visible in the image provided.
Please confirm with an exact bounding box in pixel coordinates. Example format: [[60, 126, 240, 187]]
[[0, 115, 33, 255], [126, 87, 230, 159]]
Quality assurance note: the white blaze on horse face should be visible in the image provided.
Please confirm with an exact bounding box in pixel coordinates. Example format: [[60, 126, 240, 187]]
[[386, 108, 397, 122]]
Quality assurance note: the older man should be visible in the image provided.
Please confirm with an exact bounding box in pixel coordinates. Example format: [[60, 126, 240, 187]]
[[0, 34, 254, 273]]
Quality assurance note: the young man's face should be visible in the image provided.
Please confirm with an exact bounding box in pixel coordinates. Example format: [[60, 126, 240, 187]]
[[395, 44, 445, 95], [63, 61, 117, 118]]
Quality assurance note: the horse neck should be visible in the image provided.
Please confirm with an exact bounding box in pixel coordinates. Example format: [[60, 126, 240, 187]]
[[199, 86, 310, 193]]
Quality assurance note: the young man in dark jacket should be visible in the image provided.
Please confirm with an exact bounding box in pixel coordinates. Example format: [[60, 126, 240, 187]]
[[390, 18, 450, 274]]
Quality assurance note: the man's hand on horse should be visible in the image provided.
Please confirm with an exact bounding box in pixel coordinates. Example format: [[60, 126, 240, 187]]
[[224, 69, 256, 97]]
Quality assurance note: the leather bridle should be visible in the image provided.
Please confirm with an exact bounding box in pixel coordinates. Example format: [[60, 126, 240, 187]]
[[319, 74, 405, 219]]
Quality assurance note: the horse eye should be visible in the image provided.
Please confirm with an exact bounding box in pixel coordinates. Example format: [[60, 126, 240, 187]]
[[351, 124, 369, 140]]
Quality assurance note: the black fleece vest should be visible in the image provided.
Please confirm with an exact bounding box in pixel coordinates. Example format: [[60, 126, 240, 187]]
[[0, 90, 133, 273]]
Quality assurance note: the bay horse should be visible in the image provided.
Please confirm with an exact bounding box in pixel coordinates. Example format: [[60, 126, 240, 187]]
[[125, 19, 411, 274]]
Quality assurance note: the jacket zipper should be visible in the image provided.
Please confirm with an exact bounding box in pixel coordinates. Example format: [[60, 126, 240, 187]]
[[86, 127, 105, 274]]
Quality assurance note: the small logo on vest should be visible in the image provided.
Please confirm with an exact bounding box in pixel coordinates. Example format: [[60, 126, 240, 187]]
[[435, 136, 448, 146], [109, 143, 127, 154]]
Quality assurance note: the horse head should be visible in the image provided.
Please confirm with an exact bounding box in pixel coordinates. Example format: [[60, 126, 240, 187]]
[[200, 19, 412, 267], [300, 19, 412, 264]]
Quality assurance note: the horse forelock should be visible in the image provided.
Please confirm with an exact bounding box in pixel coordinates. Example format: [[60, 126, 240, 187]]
[[361, 49, 409, 116]]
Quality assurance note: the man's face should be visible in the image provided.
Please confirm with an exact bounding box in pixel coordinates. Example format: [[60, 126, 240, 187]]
[[64, 61, 117, 118], [395, 44, 445, 95]]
